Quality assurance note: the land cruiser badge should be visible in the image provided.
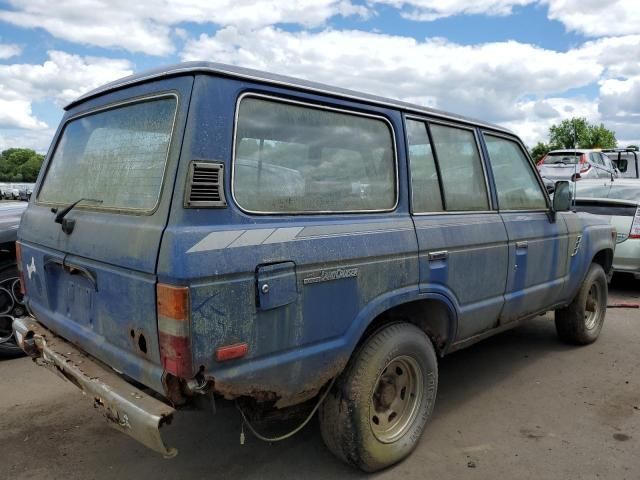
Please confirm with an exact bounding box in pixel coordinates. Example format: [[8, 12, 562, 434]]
[[303, 267, 358, 285]]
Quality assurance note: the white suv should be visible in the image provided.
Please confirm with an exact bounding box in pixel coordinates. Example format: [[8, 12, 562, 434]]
[[537, 149, 619, 181]]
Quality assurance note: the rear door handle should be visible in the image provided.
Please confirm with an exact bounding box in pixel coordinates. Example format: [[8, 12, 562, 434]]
[[428, 250, 449, 261], [516, 241, 528, 249]]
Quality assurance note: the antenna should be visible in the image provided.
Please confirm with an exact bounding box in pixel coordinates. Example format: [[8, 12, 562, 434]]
[[571, 121, 578, 211]]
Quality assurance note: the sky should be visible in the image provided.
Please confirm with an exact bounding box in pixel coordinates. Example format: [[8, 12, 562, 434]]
[[0, 0, 638, 153]]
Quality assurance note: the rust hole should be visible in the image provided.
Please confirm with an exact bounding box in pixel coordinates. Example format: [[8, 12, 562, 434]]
[[130, 329, 135, 339], [138, 333, 147, 354]]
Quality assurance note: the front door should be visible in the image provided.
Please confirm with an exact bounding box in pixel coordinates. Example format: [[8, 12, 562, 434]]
[[483, 133, 569, 322]]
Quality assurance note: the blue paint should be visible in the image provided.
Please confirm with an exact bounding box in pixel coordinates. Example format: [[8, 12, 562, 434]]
[[16, 63, 616, 403]]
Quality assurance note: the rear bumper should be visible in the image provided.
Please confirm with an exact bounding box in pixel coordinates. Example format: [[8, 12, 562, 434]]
[[12, 316, 177, 457], [613, 238, 640, 277]]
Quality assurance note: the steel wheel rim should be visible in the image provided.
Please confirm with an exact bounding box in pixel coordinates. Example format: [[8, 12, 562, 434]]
[[584, 282, 601, 330], [370, 355, 423, 443]]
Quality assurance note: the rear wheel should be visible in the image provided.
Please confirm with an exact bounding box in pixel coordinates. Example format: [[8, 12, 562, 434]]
[[555, 263, 607, 345], [319, 323, 437, 472], [0, 262, 26, 358]]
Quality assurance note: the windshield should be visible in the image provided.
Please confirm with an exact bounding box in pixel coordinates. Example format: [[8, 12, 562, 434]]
[[38, 96, 177, 212], [542, 152, 582, 165]]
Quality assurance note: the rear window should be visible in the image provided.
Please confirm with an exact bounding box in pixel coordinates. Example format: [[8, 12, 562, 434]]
[[233, 97, 396, 213], [542, 152, 582, 165], [38, 96, 177, 212]]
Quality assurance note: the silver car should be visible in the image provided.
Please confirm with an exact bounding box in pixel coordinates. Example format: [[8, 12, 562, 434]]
[[575, 179, 640, 279], [538, 149, 618, 181]]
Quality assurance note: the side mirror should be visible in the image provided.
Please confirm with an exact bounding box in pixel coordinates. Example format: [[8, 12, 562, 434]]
[[553, 181, 572, 212]]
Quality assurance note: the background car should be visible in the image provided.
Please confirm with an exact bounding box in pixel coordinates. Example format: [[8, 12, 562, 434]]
[[0, 201, 28, 357], [575, 179, 640, 280], [18, 185, 33, 201], [604, 148, 639, 179], [537, 149, 618, 181]]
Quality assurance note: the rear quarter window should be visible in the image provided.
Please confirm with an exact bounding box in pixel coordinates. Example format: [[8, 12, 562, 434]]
[[233, 96, 396, 213]]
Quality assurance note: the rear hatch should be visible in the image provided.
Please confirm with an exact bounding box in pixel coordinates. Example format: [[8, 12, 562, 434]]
[[539, 151, 585, 180], [18, 76, 193, 392]]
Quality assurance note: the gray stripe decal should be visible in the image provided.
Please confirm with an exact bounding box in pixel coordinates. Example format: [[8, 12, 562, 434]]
[[262, 227, 304, 244], [187, 230, 245, 253], [187, 223, 410, 253], [229, 228, 276, 248], [298, 221, 412, 237]]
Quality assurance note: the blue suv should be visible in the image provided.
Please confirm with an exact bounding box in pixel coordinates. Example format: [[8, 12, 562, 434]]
[[13, 63, 616, 472]]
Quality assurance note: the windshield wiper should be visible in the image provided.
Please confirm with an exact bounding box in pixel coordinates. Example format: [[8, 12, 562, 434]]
[[51, 198, 103, 233]]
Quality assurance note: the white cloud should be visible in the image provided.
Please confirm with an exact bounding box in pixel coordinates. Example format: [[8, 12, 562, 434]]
[[0, 51, 132, 130], [0, 0, 367, 56], [371, 0, 640, 37], [182, 26, 601, 125], [0, 43, 21, 59], [0, 128, 55, 153], [502, 97, 600, 146], [370, 0, 534, 21], [545, 0, 640, 37]]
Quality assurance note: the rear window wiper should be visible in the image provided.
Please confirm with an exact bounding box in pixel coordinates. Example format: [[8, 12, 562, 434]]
[[51, 198, 103, 228]]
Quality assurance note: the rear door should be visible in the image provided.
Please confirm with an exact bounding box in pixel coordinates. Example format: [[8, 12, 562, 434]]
[[406, 118, 509, 340], [483, 133, 569, 322], [18, 76, 193, 390]]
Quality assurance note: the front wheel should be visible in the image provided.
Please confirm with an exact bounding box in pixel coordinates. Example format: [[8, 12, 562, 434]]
[[555, 263, 607, 345], [319, 323, 438, 472]]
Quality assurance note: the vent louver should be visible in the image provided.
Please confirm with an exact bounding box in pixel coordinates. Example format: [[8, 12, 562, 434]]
[[185, 161, 227, 208]]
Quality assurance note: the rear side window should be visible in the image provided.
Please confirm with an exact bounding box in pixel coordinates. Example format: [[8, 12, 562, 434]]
[[406, 119, 443, 212], [233, 97, 396, 213], [429, 124, 489, 211], [485, 134, 547, 210], [38, 96, 177, 211]]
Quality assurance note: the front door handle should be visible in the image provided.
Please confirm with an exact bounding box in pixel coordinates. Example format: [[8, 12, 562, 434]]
[[428, 250, 449, 261], [516, 241, 528, 249]]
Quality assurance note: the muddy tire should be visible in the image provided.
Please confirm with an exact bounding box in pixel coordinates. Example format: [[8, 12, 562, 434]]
[[555, 263, 607, 345], [0, 262, 25, 358], [318, 323, 437, 472]]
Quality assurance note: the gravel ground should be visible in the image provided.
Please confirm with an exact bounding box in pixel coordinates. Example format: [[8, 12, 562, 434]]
[[1, 277, 638, 480]]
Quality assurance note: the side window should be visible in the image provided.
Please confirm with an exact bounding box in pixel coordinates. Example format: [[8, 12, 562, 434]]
[[591, 152, 604, 166], [484, 134, 547, 210], [406, 119, 443, 212], [233, 97, 396, 213], [429, 123, 489, 211]]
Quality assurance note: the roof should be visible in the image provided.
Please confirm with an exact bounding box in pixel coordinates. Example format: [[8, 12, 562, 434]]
[[548, 149, 601, 154], [66, 61, 512, 134]]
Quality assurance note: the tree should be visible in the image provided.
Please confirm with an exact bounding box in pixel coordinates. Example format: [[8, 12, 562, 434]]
[[547, 117, 617, 149], [585, 123, 617, 149], [0, 148, 44, 182], [530, 142, 551, 162]]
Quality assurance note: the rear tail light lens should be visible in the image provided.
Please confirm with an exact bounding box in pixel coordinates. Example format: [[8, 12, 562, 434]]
[[157, 284, 193, 378], [630, 206, 640, 239], [15, 241, 25, 295], [537, 156, 547, 167], [579, 154, 591, 174]]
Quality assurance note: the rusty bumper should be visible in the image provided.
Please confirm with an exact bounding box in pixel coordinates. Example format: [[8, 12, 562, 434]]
[[12, 316, 177, 458]]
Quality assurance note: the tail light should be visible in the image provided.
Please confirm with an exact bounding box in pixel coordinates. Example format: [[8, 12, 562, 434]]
[[536, 155, 547, 167], [630, 206, 640, 239], [15, 241, 25, 295], [579, 154, 591, 174], [157, 283, 193, 378]]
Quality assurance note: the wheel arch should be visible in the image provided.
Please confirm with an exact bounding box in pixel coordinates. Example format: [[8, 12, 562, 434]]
[[345, 287, 459, 359], [592, 248, 614, 276]]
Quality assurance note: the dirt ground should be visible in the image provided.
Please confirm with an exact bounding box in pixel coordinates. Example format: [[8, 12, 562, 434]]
[[1, 276, 638, 480]]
